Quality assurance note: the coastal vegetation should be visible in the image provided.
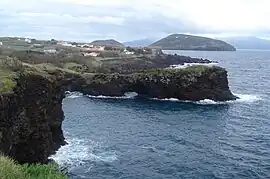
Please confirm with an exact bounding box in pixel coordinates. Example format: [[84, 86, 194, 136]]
[[0, 155, 66, 179]]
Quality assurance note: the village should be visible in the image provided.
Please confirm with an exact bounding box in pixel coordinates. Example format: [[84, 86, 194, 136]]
[[0, 37, 162, 59]]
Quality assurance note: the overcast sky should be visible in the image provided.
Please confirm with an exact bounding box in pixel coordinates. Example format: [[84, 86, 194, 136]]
[[0, 0, 269, 42]]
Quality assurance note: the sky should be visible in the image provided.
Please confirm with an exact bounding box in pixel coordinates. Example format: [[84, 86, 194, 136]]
[[0, 0, 269, 42]]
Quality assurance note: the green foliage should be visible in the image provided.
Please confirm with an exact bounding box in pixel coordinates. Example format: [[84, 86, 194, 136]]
[[0, 156, 67, 179], [22, 164, 67, 179], [0, 78, 17, 93]]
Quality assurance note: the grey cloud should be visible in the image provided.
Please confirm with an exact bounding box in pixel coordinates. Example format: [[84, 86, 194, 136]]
[[0, 0, 269, 41]]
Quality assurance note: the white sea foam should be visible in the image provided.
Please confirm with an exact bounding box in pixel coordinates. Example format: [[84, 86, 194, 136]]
[[65, 92, 83, 99], [50, 138, 117, 167], [152, 94, 262, 105], [87, 92, 138, 99], [169, 62, 218, 69], [66, 90, 261, 105], [233, 94, 262, 103]]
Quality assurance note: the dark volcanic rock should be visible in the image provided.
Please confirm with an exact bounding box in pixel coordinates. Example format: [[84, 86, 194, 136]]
[[81, 66, 236, 101], [0, 74, 66, 164]]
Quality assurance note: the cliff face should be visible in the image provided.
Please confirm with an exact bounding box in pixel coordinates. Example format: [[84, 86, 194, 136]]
[[81, 66, 236, 101], [0, 74, 66, 164], [0, 65, 236, 164]]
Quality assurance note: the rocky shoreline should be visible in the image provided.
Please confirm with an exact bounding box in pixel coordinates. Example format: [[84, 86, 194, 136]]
[[0, 53, 237, 164]]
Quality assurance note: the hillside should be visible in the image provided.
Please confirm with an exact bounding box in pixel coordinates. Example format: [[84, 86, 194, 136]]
[[150, 34, 236, 51], [220, 36, 270, 50], [90, 39, 124, 47]]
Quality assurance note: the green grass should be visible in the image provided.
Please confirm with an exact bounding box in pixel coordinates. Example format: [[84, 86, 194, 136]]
[[0, 156, 67, 179], [0, 68, 17, 93]]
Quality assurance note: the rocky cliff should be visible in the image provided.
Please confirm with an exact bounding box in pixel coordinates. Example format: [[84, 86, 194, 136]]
[[0, 73, 66, 164], [81, 66, 236, 101], [0, 65, 236, 164]]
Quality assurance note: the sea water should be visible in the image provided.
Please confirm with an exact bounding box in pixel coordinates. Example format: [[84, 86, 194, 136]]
[[51, 50, 270, 179]]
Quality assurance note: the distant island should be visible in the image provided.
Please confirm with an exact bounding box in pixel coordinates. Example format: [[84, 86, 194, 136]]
[[90, 39, 124, 47], [149, 34, 236, 51]]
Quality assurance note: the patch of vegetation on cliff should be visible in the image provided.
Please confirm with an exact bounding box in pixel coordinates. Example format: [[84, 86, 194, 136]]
[[0, 69, 17, 93], [0, 156, 67, 179]]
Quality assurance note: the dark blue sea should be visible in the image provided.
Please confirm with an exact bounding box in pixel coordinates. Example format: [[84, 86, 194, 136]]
[[51, 50, 270, 179]]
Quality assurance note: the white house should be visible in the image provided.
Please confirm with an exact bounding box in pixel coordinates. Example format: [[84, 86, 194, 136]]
[[0, 42, 3, 46]]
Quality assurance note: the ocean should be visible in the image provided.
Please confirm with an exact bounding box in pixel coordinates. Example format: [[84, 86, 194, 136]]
[[51, 50, 270, 179]]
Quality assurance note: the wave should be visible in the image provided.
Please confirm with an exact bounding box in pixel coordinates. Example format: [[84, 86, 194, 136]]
[[87, 92, 138, 99], [169, 62, 218, 69], [50, 138, 117, 167], [152, 94, 262, 105], [65, 91, 83, 99], [66, 90, 262, 105], [233, 94, 262, 103]]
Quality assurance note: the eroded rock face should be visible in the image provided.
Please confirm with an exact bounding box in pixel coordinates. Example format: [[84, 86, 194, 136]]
[[81, 66, 237, 101], [0, 74, 66, 164], [0, 65, 236, 164]]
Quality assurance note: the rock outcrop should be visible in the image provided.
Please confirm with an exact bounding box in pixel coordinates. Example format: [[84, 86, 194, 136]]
[[80, 66, 236, 101], [0, 65, 236, 164]]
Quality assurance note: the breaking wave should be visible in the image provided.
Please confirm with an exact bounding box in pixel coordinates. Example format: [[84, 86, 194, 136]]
[[152, 94, 262, 105], [50, 137, 118, 167], [65, 90, 262, 105], [65, 91, 83, 99], [87, 92, 138, 99]]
